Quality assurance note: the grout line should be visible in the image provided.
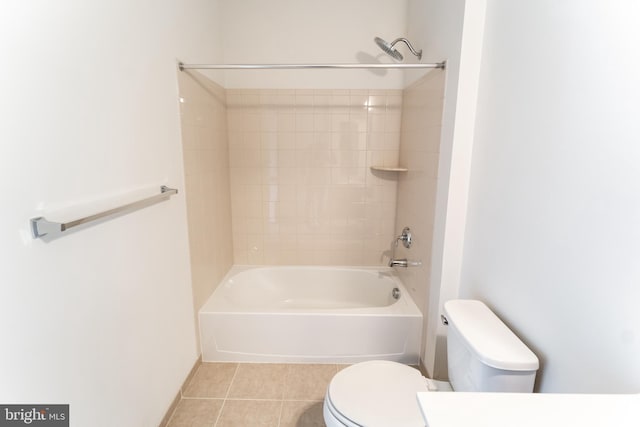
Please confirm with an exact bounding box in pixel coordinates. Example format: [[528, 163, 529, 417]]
[[224, 363, 240, 400], [276, 399, 285, 427], [212, 402, 225, 426], [282, 364, 291, 401], [276, 364, 291, 427], [180, 396, 226, 400], [171, 362, 332, 427], [187, 397, 290, 402], [212, 363, 240, 427], [181, 397, 325, 402]]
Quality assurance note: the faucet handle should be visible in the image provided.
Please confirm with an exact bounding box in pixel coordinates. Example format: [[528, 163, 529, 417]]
[[397, 227, 412, 249]]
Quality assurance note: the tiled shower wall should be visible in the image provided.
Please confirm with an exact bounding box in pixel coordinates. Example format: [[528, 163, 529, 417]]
[[227, 89, 403, 265], [178, 71, 234, 330], [394, 70, 445, 362]]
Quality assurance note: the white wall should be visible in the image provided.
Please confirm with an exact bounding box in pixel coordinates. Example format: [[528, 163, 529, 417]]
[[0, 0, 223, 425], [460, 1, 640, 393], [405, 0, 486, 377], [219, 0, 408, 89]]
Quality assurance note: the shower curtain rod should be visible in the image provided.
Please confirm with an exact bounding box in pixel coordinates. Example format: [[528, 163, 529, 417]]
[[178, 62, 446, 71]]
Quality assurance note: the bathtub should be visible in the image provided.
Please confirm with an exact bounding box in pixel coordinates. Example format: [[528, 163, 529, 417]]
[[199, 265, 423, 364]]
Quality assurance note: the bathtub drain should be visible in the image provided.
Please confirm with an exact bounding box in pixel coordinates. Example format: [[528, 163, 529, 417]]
[[392, 287, 401, 300]]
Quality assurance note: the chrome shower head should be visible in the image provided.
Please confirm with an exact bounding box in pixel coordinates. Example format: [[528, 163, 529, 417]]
[[374, 37, 404, 61], [374, 37, 423, 61]]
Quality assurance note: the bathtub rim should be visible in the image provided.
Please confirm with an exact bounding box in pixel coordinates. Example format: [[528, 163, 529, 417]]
[[199, 264, 422, 316]]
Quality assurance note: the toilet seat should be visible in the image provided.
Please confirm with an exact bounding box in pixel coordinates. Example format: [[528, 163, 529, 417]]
[[324, 361, 430, 427]]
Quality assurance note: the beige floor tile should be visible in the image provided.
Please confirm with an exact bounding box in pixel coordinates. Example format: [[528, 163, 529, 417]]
[[166, 398, 223, 427], [216, 399, 282, 427], [280, 401, 326, 427], [183, 363, 238, 398], [227, 363, 289, 399], [284, 364, 337, 400]]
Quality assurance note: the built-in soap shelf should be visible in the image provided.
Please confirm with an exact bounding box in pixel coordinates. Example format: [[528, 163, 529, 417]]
[[369, 166, 409, 172]]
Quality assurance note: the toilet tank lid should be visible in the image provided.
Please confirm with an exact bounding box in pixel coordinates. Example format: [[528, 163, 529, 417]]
[[444, 300, 539, 371]]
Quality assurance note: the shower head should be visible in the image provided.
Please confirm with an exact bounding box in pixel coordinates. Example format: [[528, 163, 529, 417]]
[[374, 37, 422, 61], [374, 37, 404, 61]]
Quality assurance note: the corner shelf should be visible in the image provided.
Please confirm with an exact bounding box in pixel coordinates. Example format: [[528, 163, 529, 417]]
[[369, 166, 409, 172]]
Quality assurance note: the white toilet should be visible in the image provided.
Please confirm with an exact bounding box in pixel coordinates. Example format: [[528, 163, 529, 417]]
[[323, 299, 540, 427]]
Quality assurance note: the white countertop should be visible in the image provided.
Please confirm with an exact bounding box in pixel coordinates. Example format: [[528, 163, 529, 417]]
[[417, 391, 639, 427]]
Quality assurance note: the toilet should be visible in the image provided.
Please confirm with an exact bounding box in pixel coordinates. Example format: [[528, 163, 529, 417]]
[[323, 299, 540, 427]]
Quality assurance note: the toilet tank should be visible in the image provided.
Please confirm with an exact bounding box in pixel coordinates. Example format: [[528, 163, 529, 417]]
[[444, 300, 539, 392]]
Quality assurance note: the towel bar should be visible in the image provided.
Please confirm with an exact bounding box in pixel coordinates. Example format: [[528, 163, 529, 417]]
[[30, 186, 178, 239]]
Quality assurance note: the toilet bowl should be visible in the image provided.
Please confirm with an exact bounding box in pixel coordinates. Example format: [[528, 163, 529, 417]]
[[323, 360, 451, 427], [323, 300, 540, 427]]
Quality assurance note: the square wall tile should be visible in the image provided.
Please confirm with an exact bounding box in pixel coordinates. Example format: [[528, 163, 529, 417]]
[[228, 88, 403, 266]]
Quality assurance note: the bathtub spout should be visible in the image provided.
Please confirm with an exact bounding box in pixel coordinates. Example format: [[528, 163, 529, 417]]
[[389, 258, 422, 268], [389, 258, 407, 267]]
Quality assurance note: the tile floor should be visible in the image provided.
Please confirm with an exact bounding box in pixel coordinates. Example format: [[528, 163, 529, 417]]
[[166, 362, 347, 427]]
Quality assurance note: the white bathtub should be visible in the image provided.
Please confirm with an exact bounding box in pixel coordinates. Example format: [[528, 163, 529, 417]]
[[199, 265, 423, 364]]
